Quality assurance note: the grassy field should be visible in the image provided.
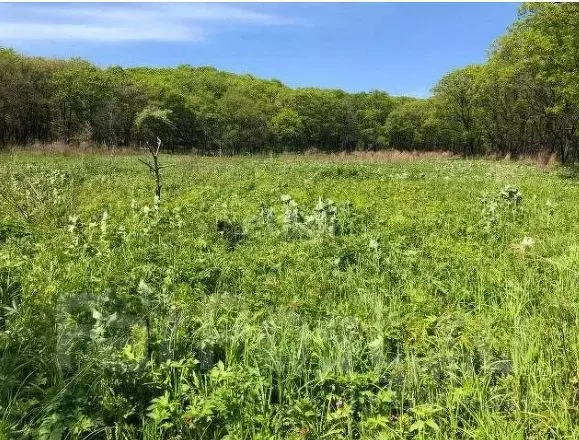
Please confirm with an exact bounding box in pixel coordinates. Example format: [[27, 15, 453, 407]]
[[2, 152, 579, 439]]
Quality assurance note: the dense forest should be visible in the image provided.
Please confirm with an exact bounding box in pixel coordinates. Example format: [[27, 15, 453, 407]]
[[1, 3, 579, 161]]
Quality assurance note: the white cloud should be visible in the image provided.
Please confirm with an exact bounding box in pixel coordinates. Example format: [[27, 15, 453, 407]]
[[0, 3, 298, 43], [0, 22, 203, 42], [73, 4, 295, 25]]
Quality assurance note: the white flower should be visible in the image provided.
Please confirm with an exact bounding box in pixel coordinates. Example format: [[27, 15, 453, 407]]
[[521, 236, 535, 249]]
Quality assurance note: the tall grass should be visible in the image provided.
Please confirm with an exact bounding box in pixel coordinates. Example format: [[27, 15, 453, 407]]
[[1, 152, 579, 439]]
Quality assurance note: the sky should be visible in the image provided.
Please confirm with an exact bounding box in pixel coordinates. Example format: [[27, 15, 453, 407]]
[[0, 2, 521, 97]]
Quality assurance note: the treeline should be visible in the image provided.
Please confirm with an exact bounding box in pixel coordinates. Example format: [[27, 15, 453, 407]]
[[1, 3, 578, 160], [0, 48, 411, 154]]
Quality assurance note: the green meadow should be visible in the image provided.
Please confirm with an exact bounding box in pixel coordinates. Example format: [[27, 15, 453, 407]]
[[2, 152, 579, 439]]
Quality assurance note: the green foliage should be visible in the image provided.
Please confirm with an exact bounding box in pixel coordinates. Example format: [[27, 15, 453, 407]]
[[432, 65, 484, 154], [1, 153, 579, 438], [270, 108, 304, 151], [382, 99, 440, 150], [429, 3, 579, 161], [134, 107, 175, 143]]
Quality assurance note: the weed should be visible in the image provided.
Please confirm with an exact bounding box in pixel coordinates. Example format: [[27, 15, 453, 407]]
[[0, 153, 576, 439]]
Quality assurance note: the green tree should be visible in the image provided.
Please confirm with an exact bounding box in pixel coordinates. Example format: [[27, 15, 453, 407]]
[[270, 108, 304, 152], [355, 91, 395, 150], [134, 107, 175, 147], [382, 99, 440, 150], [432, 65, 484, 155]]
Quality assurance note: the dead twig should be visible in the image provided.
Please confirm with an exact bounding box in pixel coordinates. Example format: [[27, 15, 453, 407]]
[[139, 137, 175, 201]]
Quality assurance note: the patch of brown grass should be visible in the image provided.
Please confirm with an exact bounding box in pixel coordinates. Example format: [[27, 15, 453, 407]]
[[5, 142, 142, 157], [2, 144, 563, 170], [277, 149, 457, 164]]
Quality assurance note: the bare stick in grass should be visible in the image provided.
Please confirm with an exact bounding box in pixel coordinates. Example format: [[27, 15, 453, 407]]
[[138, 137, 175, 201]]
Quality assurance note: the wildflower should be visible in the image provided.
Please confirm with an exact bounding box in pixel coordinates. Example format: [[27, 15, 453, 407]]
[[521, 236, 535, 249]]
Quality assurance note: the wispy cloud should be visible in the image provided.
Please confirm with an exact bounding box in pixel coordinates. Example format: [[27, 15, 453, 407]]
[[0, 22, 203, 43], [0, 3, 298, 43]]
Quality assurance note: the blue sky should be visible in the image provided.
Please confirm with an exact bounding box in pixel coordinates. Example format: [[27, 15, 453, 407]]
[[0, 2, 520, 97]]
